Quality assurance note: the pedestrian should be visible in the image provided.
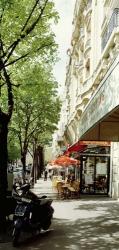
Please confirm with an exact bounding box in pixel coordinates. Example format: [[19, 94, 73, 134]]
[[44, 170, 48, 181], [49, 170, 53, 180]]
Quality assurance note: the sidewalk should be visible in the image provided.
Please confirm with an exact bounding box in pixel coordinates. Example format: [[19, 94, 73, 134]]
[[31, 179, 119, 249], [1, 178, 119, 249], [31, 177, 58, 199]]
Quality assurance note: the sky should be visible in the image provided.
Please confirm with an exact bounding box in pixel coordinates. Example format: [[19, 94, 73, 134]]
[[52, 0, 76, 93]]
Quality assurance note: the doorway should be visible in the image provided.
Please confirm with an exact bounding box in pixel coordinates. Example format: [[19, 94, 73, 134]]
[[80, 155, 110, 195]]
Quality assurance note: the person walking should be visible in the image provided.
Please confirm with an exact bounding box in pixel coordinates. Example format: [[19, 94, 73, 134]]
[[44, 170, 48, 181]]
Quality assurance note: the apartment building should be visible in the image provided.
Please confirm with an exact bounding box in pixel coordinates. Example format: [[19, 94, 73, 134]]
[[53, 0, 119, 198]]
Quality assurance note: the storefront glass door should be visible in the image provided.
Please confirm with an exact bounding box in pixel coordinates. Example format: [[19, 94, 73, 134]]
[[95, 156, 108, 194], [81, 156, 95, 194], [81, 155, 109, 194]]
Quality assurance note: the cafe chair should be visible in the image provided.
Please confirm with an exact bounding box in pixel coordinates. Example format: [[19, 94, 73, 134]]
[[57, 182, 64, 199], [68, 181, 80, 198]]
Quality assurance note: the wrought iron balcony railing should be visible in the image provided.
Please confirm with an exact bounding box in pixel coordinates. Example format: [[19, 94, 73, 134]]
[[84, 38, 91, 56], [102, 8, 119, 51]]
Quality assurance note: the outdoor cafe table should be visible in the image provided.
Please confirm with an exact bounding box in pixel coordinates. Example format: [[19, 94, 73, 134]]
[[52, 176, 64, 188], [62, 183, 71, 199]]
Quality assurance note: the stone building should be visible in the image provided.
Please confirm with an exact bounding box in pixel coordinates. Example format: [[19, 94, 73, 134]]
[[52, 0, 119, 198]]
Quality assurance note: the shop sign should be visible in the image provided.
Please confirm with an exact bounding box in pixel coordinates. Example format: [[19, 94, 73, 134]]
[[79, 59, 119, 138], [96, 163, 107, 175], [81, 141, 110, 146], [85, 174, 93, 184]]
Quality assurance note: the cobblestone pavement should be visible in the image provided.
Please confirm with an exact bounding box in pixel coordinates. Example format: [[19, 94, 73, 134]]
[[0, 178, 119, 250]]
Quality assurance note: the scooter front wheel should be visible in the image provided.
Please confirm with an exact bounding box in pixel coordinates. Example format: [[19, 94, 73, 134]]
[[12, 227, 21, 247]]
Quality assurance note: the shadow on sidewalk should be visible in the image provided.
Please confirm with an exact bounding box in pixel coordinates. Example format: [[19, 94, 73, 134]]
[[0, 220, 13, 243]]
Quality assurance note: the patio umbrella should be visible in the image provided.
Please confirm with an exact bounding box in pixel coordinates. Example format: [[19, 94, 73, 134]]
[[47, 164, 63, 170], [51, 155, 80, 167]]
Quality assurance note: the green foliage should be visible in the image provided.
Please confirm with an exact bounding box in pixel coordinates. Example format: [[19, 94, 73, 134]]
[[0, 0, 59, 67], [8, 128, 21, 161], [8, 143, 20, 162], [11, 61, 61, 155], [0, 0, 60, 113], [0, 0, 61, 161]]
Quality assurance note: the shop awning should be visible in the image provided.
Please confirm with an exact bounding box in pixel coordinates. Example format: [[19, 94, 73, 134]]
[[64, 140, 110, 154], [65, 141, 87, 154]]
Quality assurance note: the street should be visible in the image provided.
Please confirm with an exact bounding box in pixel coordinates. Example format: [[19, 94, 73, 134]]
[[0, 179, 119, 249], [1, 1, 119, 249]]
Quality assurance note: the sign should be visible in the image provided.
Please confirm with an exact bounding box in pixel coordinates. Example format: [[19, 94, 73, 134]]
[[85, 174, 93, 184], [79, 57, 119, 138], [96, 163, 107, 175], [81, 141, 110, 146]]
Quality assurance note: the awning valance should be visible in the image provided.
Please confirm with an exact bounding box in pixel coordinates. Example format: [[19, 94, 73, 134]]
[[65, 141, 87, 154], [65, 140, 110, 154]]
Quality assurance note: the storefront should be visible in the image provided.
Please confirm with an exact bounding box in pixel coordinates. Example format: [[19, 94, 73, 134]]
[[77, 55, 119, 198], [80, 146, 110, 195], [65, 142, 110, 195]]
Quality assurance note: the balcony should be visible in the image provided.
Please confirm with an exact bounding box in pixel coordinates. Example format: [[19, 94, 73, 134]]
[[84, 38, 91, 57], [79, 28, 85, 50], [76, 94, 83, 116], [84, 0, 92, 16], [84, 0, 92, 26], [78, 59, 83, 68], [75, 59, 84, 72], [72, 24, 80, 44], [75, 77, 92, 115], [102, 8, 119, 51], [81, 77, 92, 95]]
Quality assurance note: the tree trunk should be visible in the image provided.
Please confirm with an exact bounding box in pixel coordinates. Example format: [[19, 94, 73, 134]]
[[0, 113, 9, 231], [21, 152, 27, 183], [32, 147, 38, 184], [31, 145, 44, 182], [37, 146, 44, 178], [31, 140, 37, 184]]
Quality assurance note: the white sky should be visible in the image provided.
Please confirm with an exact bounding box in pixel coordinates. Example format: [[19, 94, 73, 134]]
[[53, 0, 76, 93]]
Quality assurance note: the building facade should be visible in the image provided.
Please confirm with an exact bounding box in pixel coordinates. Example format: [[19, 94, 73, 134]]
[[52, 0, 119, 198]]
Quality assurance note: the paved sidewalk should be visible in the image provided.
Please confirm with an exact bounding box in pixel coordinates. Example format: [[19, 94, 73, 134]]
[[31, 177, 58, 199], [31, 180, 119, 249], [1, 178, 119, 249]]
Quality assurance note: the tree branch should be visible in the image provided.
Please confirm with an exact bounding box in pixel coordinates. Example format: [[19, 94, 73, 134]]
[[27, 125, 40, 139], [0, 58, 14, 120], [0, 37, 5, 58], [0, 82, 5, 87], [5, 52, 29, 67], [3, 0, 49, 65], [21, 0, 40, 32], [27, 148, 33, 158], [4, 41, 54, 68], [15, 102, 23, 152]]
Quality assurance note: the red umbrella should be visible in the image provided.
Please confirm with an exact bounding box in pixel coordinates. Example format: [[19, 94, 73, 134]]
[[51, 155, 79, 167]]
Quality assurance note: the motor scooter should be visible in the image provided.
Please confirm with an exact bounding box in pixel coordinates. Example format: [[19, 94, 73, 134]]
[[5, 192, 17, 220], [12, 183, 54, 246]]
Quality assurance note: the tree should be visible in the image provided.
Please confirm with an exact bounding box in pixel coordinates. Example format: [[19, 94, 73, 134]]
[[0, 0, 59, 229], [12, 62, 61, 178], [8, 129, 20, 163]]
